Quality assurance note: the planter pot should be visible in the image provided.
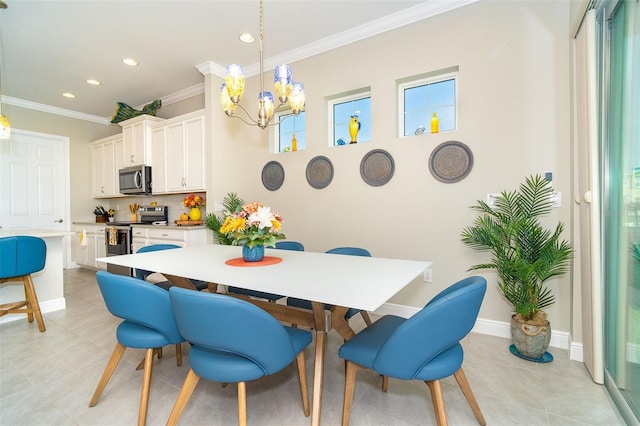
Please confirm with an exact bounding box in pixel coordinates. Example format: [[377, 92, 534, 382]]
[[510, 315, 551, 359], [242, 244, 264, 262]]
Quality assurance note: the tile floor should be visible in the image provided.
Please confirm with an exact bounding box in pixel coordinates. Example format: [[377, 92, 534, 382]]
[[0, 268, 624, 425]]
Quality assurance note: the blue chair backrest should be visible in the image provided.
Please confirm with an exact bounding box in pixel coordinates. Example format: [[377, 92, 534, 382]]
[[274, 241, 305, 251], [169, 287, 298, 375], [325, 247, 371, 257], [0, 236, 46, 279], [96, 271, 183, 343], [373, 276, 486, 380], [135, 244, 181, 280]]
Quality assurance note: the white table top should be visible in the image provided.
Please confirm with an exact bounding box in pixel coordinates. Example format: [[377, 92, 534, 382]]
[[98, 244, 430, 311]]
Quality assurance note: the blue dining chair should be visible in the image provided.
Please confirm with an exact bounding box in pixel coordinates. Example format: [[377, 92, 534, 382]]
[[90, 271, 185, 426], [166, 287, 313, 426], [136, 244, 212, 292], [286, 246, 373, 326], [0, 236, 47, 332], [227, 240, 305, 302], [338, 276, 487, 426]]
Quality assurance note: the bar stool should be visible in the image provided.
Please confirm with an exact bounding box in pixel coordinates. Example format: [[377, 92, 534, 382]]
[[0, 236, 47, 332]]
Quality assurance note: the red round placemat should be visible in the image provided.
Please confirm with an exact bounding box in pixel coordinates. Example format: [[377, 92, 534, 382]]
[[225, 256, 283, 267]]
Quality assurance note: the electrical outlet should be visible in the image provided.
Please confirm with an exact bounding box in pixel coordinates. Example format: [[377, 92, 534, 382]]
[[214, 201, 224, 212], [487, 193, 501, 208], [423, 268, 433, 283], [551, 192, 562, 208]]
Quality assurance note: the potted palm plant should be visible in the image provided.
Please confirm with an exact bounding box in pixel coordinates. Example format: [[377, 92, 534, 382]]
[[460, 175, 573, 361], [206, 192, 244, 245]]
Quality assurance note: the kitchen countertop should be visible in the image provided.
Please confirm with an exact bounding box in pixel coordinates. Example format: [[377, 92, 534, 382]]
[[72, 221, 207, 230], [0, 228, 74, 238]]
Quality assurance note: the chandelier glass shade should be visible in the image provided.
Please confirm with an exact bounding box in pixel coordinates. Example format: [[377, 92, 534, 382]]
[[0, 113, 10, 140], [220, 0, 305, 129]]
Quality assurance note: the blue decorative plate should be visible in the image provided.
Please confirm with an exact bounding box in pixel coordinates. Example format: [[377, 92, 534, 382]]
[[429, 141, 473, 183], [306, 156, 333, 189], [261, 161, 284, 191], [360, 149, 395, 187]]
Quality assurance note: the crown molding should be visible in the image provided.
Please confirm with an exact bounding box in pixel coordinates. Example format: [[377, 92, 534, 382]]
[[135, 82, 205, 111], [12, 0, 478, 123], [197, 0, 478, 78], [2, 95, 110, 124]]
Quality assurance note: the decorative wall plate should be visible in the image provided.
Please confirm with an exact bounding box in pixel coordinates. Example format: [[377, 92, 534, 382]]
[[306, 156, 334, 189], [261, 161, 285, 191], [360, 149, 395, 187], [429, 141, 473, 183]]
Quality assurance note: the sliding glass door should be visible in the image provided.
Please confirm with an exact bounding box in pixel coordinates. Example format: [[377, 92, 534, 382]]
[[602, 0, 640, 421]]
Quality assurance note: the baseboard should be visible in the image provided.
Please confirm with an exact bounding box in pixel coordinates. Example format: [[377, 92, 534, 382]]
[[0, 297, 66, 325], [375, 302, 582, 361]]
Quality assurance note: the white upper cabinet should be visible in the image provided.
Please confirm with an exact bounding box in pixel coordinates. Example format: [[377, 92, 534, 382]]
[[151, 110, 206, 194], [118, 115, 164, 166], [90, 135, 120, 198]]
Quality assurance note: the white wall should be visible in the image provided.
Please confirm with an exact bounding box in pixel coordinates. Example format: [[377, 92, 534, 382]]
[[6, 1, 579, 342], [206, 1, 574, 334]]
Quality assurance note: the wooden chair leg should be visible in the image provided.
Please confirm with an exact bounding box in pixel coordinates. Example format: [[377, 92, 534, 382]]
[[381, 375, 389, 392], [136, 348, 160, 370], [23, 275, 46, 332], [137, 348, 155, 426], [90, 342, 127, 407], [360, 310, 373, 326], [175, 343, 183, 366], [238, 381, 247, 426], [167, 369, 201, 426], [342, 361, 361, 426], [425, 380, 447, 426], [295, 351, 310, 416], [453, 368, 486, 425]]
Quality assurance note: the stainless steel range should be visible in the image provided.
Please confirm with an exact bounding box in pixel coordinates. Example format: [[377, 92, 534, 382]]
[[105, 206, 168, 276]]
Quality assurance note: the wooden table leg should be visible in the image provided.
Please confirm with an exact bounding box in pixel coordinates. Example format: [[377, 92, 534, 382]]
[[330, 306, 356, 341], [310, 301, 326, 426]]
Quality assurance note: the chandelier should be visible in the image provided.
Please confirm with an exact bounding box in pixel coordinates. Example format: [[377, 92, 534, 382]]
[[219, 0, 305, 129]]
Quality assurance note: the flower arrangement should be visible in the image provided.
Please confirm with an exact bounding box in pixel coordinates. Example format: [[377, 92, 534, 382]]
[[219, 202, 285, 248], [183, 194, 205, 208], [107, 209, 115, 217]]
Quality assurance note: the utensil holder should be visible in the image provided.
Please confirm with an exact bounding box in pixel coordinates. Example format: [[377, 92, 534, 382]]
[[130, 213, 137, 222]]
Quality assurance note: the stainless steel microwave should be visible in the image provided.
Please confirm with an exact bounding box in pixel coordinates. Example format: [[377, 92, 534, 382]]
[[119, 165, 152, 195]]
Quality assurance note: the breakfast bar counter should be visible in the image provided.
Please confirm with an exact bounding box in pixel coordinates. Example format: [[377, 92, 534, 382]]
[[0, 229, 72, 324]]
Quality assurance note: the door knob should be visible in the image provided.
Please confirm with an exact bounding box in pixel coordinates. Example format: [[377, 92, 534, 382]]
[[54, 219, 63, 223], [584, 191, 592, 203]]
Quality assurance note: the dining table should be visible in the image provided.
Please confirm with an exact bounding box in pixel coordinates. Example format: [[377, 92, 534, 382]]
[[98, 244, 430, 425]]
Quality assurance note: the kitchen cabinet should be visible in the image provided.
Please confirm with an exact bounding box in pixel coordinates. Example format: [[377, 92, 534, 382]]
[[151, 110, 206, 194], [90, 135, 120, 198], [72, 224, 106, 269], [118, 115, 164, 167], [131, 226, 207, 253]]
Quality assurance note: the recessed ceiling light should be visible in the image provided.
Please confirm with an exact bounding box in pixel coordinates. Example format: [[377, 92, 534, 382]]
[[239, 33, 255, 43], [62, 92, 76, 98], [122, 58, 138, 66], [86, 79, 101, 86]]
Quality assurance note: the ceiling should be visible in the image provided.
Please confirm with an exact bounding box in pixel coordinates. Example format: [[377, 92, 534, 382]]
[[0, 0, 474, 123]]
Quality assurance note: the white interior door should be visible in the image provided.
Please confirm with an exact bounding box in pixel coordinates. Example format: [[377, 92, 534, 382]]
[[0, 129, 69, 231]]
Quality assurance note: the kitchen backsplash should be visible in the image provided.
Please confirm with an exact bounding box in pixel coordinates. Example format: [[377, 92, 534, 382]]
[[97, 192, 207, 223]]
